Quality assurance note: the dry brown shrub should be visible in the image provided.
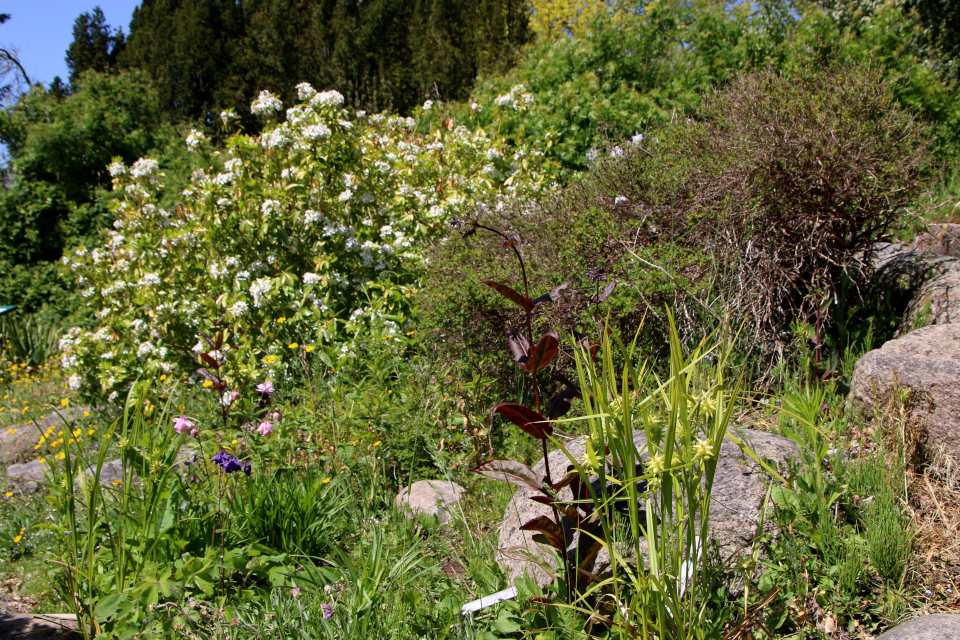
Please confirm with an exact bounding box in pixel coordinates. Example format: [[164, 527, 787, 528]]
[[662, 64, 930, 343]]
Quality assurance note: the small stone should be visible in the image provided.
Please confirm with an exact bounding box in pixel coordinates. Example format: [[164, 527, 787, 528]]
[[396, 480, 465, 523], [875, 614, 960, 639]]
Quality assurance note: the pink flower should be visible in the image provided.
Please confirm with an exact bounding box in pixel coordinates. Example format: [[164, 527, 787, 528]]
[[291, 587, 301, 597], [257, 420, 274, 436], [190, 427, 199, 438], [256, 381, 274, 396], [231, 390, 242, 402], [173, 415, 194, 434], [271, 411, 282, 423]]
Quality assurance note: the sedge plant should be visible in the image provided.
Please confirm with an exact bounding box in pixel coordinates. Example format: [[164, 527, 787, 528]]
[[547, 310, 738, 639]]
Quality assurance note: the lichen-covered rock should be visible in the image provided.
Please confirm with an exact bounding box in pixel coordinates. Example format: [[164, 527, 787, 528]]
[[848, 324, 960, 460], [875, 614, 960, 639], [396, 480, 466, 523], [496, 429, 799, 586], [910, 223, 960, 258]]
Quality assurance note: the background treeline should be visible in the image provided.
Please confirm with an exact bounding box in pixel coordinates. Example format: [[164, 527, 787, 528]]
[[0, 0, 957, 326]]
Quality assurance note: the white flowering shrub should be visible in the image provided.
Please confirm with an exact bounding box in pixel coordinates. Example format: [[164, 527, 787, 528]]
[[61, 86, 552, 398]]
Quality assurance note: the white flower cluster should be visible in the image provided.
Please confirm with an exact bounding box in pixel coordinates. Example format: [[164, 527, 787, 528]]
[[495, 84, 535, 111], [131, 158, 160, 179], [186, 129, 206, 151], [251, 90, 283, 115]]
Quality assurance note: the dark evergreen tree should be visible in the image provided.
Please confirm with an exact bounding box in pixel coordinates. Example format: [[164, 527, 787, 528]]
[[66, 7, 125, 85], [120, 0, 246, 124], [119, 0, 531, 123]]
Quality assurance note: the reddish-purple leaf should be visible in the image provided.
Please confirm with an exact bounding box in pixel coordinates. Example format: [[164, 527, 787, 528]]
[[505, 328, 531, 365], [529, 495, 554, 506], [522, 333, 560, 375], [481, 281, 534, 311], [491, 402, 553, 439], [199, 353, 221, 371], [215, 331, 225, 349], [589, 280, 617, 304], [550, 467, 579, 492], [532, 281, 572, 307], [547, 387, 576, 421], [521, 516, 566, 551], [196, 368, 219, 383], [473, 459, 545, 491], [198, 331, 216, 350]]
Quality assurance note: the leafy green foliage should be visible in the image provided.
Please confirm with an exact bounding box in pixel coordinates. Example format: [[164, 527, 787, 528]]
[[0, 70, 177, 321]]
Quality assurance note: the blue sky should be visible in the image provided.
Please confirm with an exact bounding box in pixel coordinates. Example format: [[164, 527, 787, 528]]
[[2, 1, 140, 85]]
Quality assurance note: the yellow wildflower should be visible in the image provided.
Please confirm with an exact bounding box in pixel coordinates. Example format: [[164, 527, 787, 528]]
[[60, 398, 69, 408], [83, 411, 90, 418], [203, 380, 213, 388], [264, 355, 277, 364], [305, 345, 315, 353], [4, 492, 12, 498], [322, 477, 331, 484], [277, 317, 287, 323], [288, 342, 299, 349], [13, 528, 24, 544], [373, 440, 382, 447]]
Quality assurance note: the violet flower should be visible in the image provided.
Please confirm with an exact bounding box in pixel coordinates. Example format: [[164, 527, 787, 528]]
[[211, 450, 251, 476], [321, 603, 333, 619]]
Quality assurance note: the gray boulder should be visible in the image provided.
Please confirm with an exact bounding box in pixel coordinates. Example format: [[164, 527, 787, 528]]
[[910, 223, 960, 258], [5, 459, 50, 492], [496, 429, 799, 586], [875, 614, 960, 639], [396, 480, 466, 523], [848, 324, 960, 460]]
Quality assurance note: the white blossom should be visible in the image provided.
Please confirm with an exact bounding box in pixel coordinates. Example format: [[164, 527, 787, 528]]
[[108, 161, 126, 177], [131, 158, 160, 179], [303, 272, 321, 285], [311, 90, 344, 107], [251, 90, 283, 115], [186, 129, 206, 151], [250, 278, 272, 307], [296, 82, 316, 101]]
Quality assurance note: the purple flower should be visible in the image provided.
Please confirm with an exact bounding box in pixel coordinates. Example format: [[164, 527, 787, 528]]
[[211, 450, 251, 475], [173, 415, 194, 434], [256, 381, 275, 396], [321, 603, 333, 619]]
